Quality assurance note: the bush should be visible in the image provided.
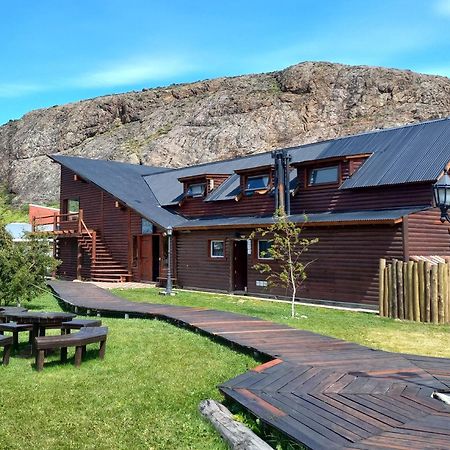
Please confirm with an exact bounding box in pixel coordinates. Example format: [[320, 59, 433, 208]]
[[0, 224, 59, 306]]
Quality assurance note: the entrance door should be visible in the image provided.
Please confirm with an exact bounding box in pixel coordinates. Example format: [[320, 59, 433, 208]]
[[233, 240, 248, 291], [139, 236, 153, 281]]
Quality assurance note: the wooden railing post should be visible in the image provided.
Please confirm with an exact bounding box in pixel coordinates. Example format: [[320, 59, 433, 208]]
[[92, 231, 97, 265], [53, 213, 58, 232], [78, 209, 83, 234], [31, 216, 36, 233]]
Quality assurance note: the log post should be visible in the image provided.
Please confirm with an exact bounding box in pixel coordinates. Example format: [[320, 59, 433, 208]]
[[403, 261, 409, 320], [413, 263, 420, 321], [418, 260, 425, 321], [407, 261, 414, 321], [379, 259, 386, 317], [446, 261, 450, 324], [387, 264, 392, 317], [391, 260, 398, 319], [431, 264, 439, 324], [425, 262, 431, 322], [438, 263, 445, 324], [384, 265, 390, 317], [396, 260, 404, 319]]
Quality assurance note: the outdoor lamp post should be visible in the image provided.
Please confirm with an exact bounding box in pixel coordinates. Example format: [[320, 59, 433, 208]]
[[161, 225, 175, 296], [433, 168, 450, 223]]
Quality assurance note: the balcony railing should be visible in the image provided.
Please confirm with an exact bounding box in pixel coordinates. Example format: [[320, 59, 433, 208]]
[[31, 209, 90, 235]]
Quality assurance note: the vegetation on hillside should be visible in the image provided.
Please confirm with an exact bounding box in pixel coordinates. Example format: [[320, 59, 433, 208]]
[[0, 185, 28, 223]]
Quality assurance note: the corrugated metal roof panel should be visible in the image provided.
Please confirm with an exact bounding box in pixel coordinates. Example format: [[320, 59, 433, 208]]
[[174, 206, 429, 230]]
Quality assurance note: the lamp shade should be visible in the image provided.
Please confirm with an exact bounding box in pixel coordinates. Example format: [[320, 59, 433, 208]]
[[433, 172, 450, 208]]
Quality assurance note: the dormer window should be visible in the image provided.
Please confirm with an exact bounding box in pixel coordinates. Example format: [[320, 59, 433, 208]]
[[186, 183, 206, 198], [246, 175, 270, 192], [309, 166, 339, 186]]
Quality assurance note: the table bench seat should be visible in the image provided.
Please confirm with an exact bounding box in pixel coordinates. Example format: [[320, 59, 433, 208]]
[[61, 319, 102, 334], [0, 322, 33, 348], [35, 327, 108, 371], [0, 335, 13, 366]]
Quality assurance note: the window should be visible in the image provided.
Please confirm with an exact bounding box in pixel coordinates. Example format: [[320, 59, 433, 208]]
[[186, 183, 206, 197], [246, 175, 270, 191], [309, 166, 339, 185], [141, 219, 153, 235], [210, 240, 225, 258], [257, 240, 273, 260]]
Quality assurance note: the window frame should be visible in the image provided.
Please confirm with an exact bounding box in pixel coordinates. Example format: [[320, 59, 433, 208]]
[[186, 182, 206, 198], [257, 239, 274, 260], [245, 174, 270, 192], [209, 239, 225, 259], [308, 165, 340, 187]]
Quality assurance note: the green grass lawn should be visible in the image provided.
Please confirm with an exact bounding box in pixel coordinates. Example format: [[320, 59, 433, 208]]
[[0, 292, 256, 450], [112, 287, 450, 359]]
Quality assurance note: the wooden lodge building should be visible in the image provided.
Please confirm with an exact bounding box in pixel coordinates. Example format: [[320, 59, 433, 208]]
[[42, 118, 450, 306]]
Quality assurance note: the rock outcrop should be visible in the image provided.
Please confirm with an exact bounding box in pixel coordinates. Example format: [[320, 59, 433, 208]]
[[2, 61, 450, 203]]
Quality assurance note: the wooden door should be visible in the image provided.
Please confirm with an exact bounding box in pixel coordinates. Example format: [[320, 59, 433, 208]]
[[233, 240, 248, 291], [139, 236, 153, 281]]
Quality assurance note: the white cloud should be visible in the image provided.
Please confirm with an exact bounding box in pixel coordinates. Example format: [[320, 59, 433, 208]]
[[74, 56, 196, 88], [434, 0, 450, 17], [0, 82, 43, 98]]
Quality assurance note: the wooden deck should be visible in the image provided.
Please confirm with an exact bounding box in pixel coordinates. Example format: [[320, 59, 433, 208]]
[[48, 280, 450, 450]]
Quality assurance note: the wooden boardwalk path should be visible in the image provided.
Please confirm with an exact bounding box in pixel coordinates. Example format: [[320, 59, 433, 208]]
[[48, 280, 450, 450]]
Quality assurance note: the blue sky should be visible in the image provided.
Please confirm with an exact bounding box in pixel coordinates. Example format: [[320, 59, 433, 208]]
[[1, 0, 450, 125]]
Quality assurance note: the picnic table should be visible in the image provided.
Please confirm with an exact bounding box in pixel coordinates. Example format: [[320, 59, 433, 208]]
[[0, 307, 28, 322], [3, 311, 76, 354]]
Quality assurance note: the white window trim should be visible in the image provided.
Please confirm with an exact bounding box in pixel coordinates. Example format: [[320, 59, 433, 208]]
[[309, 165, 339, 186], [187, 183, 206, 198], [210, 240, 225, 258], [257, 240, 274, 260], [245, 175, 270, 192]]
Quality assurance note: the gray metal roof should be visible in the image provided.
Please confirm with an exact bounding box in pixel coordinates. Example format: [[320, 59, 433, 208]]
[[50, 155, 187, 228], [174, 206, 429, 230], [144, 117, 450, 205]]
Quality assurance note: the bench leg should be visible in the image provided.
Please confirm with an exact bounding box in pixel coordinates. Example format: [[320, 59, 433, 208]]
[[61, 347, 68, 363], [82, 345, 87, 358], [2, 344, 11, 366], [28, 330, 32, 344], [36, 349, 45, 371], [13, 332, 19, 349], [74, 346, 82, 367], [99, 339, 106, 359]]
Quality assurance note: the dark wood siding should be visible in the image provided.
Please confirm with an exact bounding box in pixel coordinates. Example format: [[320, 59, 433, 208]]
[[56, 237, 78, 279], [176, 230, 235, 291], [292, 168, 433, 213], [59, 167, 164, 280], [407, 208, 450, 257], [176, 224, 404, 305]]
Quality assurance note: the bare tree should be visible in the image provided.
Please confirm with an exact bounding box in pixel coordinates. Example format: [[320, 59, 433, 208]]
[[250, 210, 318, 317]]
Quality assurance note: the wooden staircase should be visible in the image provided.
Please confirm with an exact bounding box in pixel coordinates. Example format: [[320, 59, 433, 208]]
[[79, 231, 132, 282]]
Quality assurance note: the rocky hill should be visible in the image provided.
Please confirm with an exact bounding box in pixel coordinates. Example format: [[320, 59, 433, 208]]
[[2, 61, 450, 204]]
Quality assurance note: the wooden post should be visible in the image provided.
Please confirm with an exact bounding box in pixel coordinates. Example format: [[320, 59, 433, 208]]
[[442, 262, 449, 323], [425, 262, 431, 322], [384, 265, 390, 317], [396, 260, 404, 319], [413, 263, 420, 322], [418, 260, 425, 321], [386, 264, 392, 317], [446, 261, 450, 324], [92, 231, 97, 265], [403, 261, 409, 320], [431, 264, 439, 324], [379, 259, 386, 316], [407, 261, 414, 321], [438, 263, 445, 324], [391, 260, 398, 319], [77, 241, 82, 281]]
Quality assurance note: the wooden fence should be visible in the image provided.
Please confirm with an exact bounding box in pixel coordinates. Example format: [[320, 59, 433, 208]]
[[379, 258, 450, 323]]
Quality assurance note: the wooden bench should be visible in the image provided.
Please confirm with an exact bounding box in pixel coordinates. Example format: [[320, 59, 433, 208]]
[[61, 318, 102, 334], [0, 322, 33, 348], [0, 335, 13, 366], [35, 327, 108, 371]]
